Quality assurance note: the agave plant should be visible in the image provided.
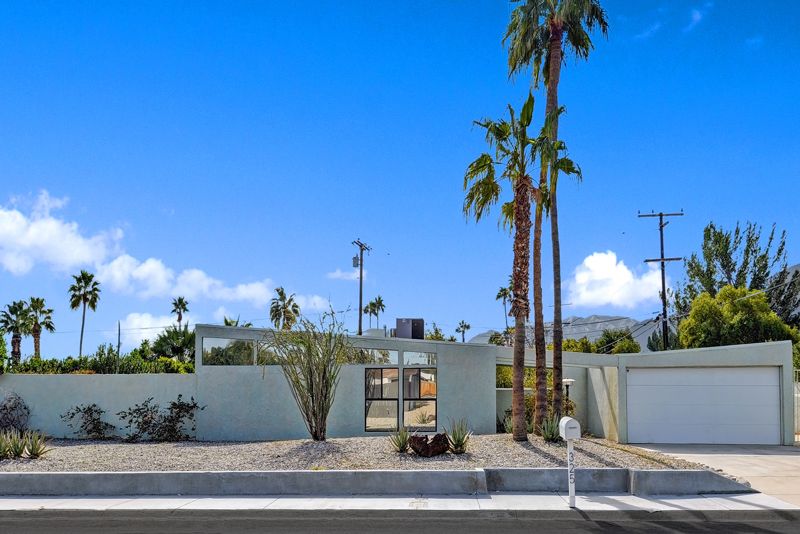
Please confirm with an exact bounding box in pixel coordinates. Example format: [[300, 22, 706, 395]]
[[539, 416, 562, 443], [5, 430, 26, 458], [446, 418, 472, 455], [387, 427, 411, 453], [24, 431, 51, 459]]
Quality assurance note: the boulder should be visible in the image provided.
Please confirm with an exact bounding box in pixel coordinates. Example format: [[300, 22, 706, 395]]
[[409, 433, 449, 457]]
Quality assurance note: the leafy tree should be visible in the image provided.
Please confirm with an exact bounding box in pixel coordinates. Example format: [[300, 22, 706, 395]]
[[505, 0, 607, 421], [489, 327, 514, 346], [171, 297, 189, 329], [424, 322, 446, 341], [223, 316, 253, 327], [456, 320, 471, 342], [28, 297, 55, 360], [646, 327, 679, 352], [68, 270, 101, 357], [561, 337, 594, 353], [0, 300, 31, 366], [594, 328, 641, 354], [464, 92, 537, 442], [793, 343, 800, 370], [270, 287, 300, 330], [675, 222, 800, 327], [678, 285, 799, 349], [153, 325, 196, 363]]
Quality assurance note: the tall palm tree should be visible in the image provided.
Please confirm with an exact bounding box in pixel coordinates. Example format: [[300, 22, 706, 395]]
[[505, 0, 607, 420], [464, 92, 538, 442], [223, 316, 253, 327], [171, 296, 189, 329], [68, 270, 101, 358], [270, 287, 301, 330], [373, 295, 386, 327], [495, 285, 512, 329], [456, 320, 471, 343], [28, 297, 55, 361], [0, 300, 32, 366], [363, 301, 375, 328]]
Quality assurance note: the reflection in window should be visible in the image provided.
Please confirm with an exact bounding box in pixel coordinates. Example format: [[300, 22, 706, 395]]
[[404, 400, 436, 432], [366, 400, 398, 431], [403, 351, 437, 366], [365, 368, 399, 431], [202, 338, 254, 365], [351, 348, 399, 365], [403, 368, 437, 430], [256, 341, 280, 365]]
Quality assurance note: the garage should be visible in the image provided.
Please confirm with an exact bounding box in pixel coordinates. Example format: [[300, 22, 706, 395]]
[[627, 367, 782, 445]]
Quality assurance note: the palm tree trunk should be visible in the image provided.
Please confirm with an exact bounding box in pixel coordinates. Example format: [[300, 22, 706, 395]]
[[546, 25, 565, 418], [510, 171, 532, 442], [503, 300, 509, 329], [533, 189, 547, 434], [11, 333, 21, 366], [33, 323, 41, 361], [79, 301, 87, 358]]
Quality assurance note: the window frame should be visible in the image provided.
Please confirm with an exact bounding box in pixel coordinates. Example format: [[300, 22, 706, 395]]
[[402, 367, 437, 432], [364, 367, 400, 432]]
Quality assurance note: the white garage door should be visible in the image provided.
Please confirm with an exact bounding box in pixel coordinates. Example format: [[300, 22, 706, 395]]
[[627, 367, 781, 445]]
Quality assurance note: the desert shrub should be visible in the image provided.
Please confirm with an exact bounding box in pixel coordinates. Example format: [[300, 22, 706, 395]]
[[446, 418, 472, 454], [61, 404, 116, 439], [150, 396, 203, 441], [117, 397, 161, 441], [0, 388, 30, 432], [264, 313, 351, 441], [387, 427, 410, 453], [117, 396, 203, 442], [539, 416, 561, 443]]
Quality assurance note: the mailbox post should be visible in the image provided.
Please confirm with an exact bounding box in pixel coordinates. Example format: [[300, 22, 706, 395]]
[[559, 416, 581, 508]]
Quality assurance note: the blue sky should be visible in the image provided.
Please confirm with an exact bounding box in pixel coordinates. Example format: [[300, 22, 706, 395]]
[[1, 1, 798, 357]]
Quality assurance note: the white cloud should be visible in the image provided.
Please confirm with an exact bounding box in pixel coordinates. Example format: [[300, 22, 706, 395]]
[[117, 311, 195, 348], [213, 306, 229, 322], [568, 251, 663, 309], [684, 2, 713, 32], [635, 22, 661, 40], [295, 294, 330, 312], [0, 191, 122, 275], [327, 268, 363, 281]]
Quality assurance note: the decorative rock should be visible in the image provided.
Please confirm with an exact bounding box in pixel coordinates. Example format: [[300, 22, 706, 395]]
[[409, 433, 449, 457]]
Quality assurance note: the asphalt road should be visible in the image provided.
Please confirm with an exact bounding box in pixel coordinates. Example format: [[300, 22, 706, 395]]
[[2, 512, 800, 534]]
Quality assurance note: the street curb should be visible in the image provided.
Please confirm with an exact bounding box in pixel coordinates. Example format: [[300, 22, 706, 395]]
[[0, 509, 798, 523], [0, 468, 753, 497]]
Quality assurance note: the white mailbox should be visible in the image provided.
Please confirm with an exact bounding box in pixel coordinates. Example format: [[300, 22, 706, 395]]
[[559, 416, 580, 440]]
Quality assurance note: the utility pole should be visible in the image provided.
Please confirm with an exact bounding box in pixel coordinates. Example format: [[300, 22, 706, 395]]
[[638, 210, 684, 350], [352, 239, 371, 335]]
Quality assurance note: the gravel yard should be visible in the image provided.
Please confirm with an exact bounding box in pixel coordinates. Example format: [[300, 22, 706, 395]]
[[0, 434, 703, 472]]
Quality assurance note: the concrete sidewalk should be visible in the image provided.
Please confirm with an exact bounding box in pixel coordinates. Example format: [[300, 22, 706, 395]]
[[0, 491, 795, 513], [643, 444, 800, 506]]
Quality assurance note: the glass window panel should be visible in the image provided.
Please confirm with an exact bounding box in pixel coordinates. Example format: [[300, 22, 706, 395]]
[[202, 338, 254, 365], [256, 342, 280, 365], [420, 368, 437, 399], [403, 368, 420, 399], [366, 400, 398, 431], [404, 400, 436, 431], [403, 351, 436, 366], [365, 369, 382, 399], [352, 348, 398, 365], [382, 368, 399, 399]]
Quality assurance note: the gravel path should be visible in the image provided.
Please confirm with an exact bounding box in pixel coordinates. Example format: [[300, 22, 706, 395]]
[[0, 434, 703, 472]]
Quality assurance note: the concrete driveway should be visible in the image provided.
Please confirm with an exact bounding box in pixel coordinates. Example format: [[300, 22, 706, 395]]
[[644, 444, 800, 506]]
